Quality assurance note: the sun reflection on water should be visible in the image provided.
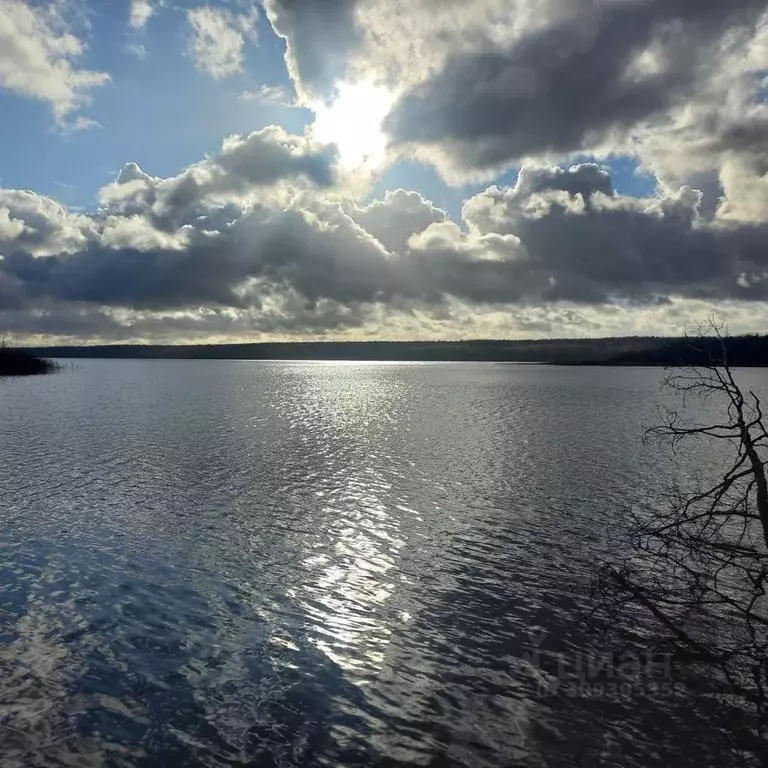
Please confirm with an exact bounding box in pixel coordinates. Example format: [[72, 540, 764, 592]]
[[280, 364, 408, 682], [291, 472, 405, 680]]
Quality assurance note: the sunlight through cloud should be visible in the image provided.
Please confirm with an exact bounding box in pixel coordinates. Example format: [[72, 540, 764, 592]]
[[310, 82, 394, 170]]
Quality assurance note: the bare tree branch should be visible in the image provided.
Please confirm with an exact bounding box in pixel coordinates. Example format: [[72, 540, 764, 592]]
[[592, 317, 768, 765]]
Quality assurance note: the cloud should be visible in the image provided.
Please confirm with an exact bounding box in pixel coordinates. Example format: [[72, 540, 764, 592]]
[[98, 126, 337, 231], [266, 0, 523, 100], [123, 42, 148, 60], [129, 0, 154, 30], [0, 0, 109, 121], [640, 76, 768, 223], [384, 0, 767, 180], [3, 2, 768, 343], [3, 142, 768, 344], [262, 0, 361, 99], [0, 199, 392, 311], [718, 152, 768, 224], [349, 189, 447, 254], [238, 84, 290, 105], [0, 189, 95, 256], [186, 4, 259, 79], [8, 295, 768, 345], [510, 163, 614, 210]]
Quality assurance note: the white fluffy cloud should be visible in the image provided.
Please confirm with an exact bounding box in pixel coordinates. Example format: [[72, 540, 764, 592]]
[[0, 0, 109, 121], [349, 189, 447, 254], [186, 4, 259, 79], [0, 188, 95, 256], [129, 0, 154, 30], [97, 126, 336, 229]]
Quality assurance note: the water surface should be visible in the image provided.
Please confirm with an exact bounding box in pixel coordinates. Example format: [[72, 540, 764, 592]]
[[1, 361, 762, 766]]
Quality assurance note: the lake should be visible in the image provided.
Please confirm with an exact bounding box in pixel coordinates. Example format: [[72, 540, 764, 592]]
[[0, 361, 762, 767]]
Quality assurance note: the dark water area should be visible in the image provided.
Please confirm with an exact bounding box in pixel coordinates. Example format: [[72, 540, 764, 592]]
[[1, 361, 763, 767]]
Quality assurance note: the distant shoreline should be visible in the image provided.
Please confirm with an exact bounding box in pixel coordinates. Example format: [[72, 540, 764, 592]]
[[24, 335, 768, 366]]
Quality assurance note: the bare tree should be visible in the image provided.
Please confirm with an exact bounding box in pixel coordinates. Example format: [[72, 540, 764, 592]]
[[594, 321, 768, 763]]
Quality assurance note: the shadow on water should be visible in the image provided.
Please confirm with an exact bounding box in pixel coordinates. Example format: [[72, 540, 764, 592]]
[[382, 518, 751, 768]]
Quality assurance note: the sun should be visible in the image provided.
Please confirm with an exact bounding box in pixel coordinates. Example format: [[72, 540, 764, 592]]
[[310, 82, 394, 170]]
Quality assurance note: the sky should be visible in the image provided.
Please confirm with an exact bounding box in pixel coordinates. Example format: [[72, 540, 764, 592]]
[[0, 0, 767, 344]]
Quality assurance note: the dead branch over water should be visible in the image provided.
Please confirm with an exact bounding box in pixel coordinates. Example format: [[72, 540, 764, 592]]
[[594, 320, 768, 764]]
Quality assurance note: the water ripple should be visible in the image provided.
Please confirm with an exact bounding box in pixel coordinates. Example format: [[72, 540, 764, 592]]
[[1, 361, 764, 766]]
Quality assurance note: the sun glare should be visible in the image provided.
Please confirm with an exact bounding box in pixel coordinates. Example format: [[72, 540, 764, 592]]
[[310, 82, 394, 170]]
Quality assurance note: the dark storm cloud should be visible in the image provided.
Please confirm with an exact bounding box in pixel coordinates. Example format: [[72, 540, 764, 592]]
[[717, 117, 768, 156], [1, 244, 242, 310], [0, 298, 377, 341], [0, 204, 396, 311], [419, 185, 768, 306], [4, 178, 768, 316], [262, 0, 361, 98], [0, 303, 130, 339], [386, 0, 766, 171], [512, 164, 614, 210]]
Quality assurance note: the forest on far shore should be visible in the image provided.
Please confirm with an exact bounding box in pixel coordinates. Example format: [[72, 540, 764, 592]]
[[23, 334, 768, 366]]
